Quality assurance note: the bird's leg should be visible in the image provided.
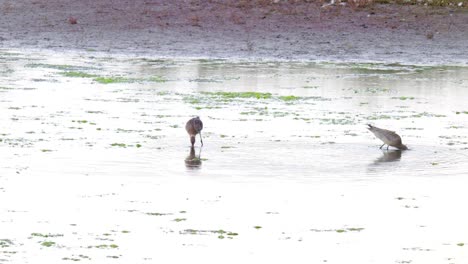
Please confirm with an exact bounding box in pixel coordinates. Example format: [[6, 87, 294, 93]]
[[379, 143, 385, 149], [386, 145, 390, 150], [199, 132, 203, 147], [189, 146, 195, 157]]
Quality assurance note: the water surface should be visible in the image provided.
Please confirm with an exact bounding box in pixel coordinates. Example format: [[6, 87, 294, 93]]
[[1, 50, 467, 263]]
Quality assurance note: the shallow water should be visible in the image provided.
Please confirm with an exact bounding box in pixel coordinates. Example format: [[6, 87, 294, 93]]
[[1, 50, 468, 263]]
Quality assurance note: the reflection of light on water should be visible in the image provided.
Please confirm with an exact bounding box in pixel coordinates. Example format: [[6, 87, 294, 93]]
[[373, 150, 402, 163], [366, 146, 467, 178], [185, 147, 202, 170]]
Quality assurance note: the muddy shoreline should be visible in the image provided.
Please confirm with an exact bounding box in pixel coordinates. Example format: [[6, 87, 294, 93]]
[[1, 0, 467, 65]]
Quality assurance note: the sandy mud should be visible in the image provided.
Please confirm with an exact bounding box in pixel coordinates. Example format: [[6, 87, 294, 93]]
[[1, 0, 467, 64]]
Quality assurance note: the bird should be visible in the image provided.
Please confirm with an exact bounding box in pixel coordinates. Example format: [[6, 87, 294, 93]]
[[185, 116, 203, 147], [367, 124, 408, 150]]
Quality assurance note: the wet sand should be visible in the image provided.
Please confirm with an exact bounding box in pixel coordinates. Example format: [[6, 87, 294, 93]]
[[1, 0, 468, 64]]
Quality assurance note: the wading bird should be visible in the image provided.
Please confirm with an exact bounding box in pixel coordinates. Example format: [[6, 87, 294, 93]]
[[367, 124, 408, 150], [186, 116, 203, 147]]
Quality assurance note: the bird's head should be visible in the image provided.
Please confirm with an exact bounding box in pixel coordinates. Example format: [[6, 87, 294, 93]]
[[398, 144, 408, 150]]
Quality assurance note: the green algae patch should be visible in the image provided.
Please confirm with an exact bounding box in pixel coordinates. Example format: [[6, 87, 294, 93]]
[[110, 143, 127, 148], [94, 76, 132, 84], [183, 229, 199, 235], [310, 227, 365, 233], [279, 95, 300, 101], [0, 239, 13, 248], [31, 233, 63, 238], [74, 120, 88, 124], [180, 229, 239, 238], [40, 241, 56, 247], [334, 227, 365, 233], [92, 244, 118, 249], [347, 227, 365, 232], [190, 78, 222, 83], [63, 255, 90, 261], [110, 142, 143, 148], [254, 226, 262, 229], [25, 63, 87, 71], [61, 72, 167, 83], [204, 91, 272, 99], [146, 212, 169, 216], [62, 257, 81, 261], [148, 76, 167, 82], [392, 96, 415, 100], [61, 71, 98, 78]]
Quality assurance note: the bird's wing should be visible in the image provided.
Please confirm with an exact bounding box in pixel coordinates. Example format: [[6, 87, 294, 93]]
[[383, 129, 402, 142]]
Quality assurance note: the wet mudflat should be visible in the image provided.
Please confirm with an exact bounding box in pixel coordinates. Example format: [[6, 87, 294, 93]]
[[1, 49, 468, 263]]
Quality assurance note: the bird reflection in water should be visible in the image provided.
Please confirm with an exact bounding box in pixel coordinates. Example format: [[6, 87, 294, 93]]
[[185, 147, 202, 169], [374, 150, 402, 163]]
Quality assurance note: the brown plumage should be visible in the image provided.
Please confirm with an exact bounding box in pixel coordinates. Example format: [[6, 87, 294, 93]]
[[186, 116, 203, 147], [367, 124, 408, 150]]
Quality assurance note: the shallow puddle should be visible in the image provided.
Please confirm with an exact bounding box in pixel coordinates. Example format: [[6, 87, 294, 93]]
[[1, 49, 468, 263]]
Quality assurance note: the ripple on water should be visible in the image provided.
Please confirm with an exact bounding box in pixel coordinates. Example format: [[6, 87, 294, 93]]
[[364, 145, 468, 179], [169, 142, 468, 183]]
